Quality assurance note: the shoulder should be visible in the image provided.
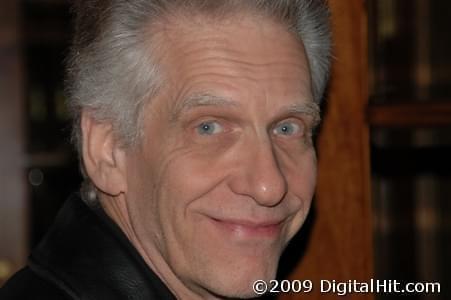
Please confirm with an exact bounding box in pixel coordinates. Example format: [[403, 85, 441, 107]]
[[0, 267, 72, 300]]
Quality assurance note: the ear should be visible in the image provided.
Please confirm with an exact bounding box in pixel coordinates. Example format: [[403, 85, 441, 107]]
[[81, 110, 127, 196]]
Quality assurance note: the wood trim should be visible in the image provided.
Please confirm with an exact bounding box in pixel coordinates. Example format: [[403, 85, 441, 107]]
[[279, 0, 374, 299], [368, 102, 451, 127]]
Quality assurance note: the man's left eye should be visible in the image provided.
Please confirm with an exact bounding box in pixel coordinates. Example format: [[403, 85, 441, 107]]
[[273, 121, 303, 137], [196, 121, 224, 135]]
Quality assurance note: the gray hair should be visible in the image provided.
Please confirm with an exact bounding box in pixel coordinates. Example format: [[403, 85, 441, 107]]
[[66, 0, 332, 201]]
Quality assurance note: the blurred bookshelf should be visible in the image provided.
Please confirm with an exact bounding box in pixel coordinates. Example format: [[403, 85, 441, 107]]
[[369, 0, 451, 104], [22, 0, 81, 248], [369, 1, 451, 299]]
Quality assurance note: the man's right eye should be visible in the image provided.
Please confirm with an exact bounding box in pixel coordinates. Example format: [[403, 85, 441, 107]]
[[196, 121, 224, 135]]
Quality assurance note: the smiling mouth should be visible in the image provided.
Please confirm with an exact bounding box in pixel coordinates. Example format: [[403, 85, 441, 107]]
[[209, 217, 284, 238]]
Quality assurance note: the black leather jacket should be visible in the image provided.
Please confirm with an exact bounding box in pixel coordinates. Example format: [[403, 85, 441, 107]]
[[0, 194, 176, 300]]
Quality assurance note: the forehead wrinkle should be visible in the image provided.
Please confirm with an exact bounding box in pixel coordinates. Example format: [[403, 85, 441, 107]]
[[160, 19, 309, 73], [170, 92, 238, 122], [173, 48, 308, 83], [175, 42, 309, 74]]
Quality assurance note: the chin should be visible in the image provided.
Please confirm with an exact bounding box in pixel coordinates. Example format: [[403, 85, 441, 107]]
[[205, 275, 274, 299], [196, 254, 279, 299]]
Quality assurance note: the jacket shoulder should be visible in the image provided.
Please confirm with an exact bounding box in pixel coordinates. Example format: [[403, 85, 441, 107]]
[[1, 267, 72, 300]]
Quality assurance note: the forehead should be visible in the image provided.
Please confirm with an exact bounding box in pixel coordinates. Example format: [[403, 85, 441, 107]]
[[150, 12, 312, 111], [156, 13, 308, 69]]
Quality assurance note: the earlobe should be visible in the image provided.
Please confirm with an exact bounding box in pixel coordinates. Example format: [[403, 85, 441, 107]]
[[81, 111, 127, 196]]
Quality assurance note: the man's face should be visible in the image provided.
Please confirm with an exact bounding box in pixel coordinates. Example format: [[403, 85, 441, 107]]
[[124, 15, 318, 298]]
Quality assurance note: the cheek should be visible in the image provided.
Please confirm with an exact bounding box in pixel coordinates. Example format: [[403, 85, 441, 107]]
[[283, 151, 317, 232], [162, 157, 218, 200], [285, 149, 317, 197], [159, 139, 234, 198], [149, 148, 228, 227], [125, 155, 162, 229], [147, 152, 234, 273], [124, 150, 205, 263]]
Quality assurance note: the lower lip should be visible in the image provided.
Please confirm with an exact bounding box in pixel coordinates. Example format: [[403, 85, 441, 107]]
[[210, 218, 282, 238]]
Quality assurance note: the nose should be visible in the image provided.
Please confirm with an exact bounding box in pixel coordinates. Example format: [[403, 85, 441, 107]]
[[228, 138, 287, 207]]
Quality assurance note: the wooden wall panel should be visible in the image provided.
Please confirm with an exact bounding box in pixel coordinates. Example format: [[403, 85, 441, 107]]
[[0, 0, 27, 285], [279, 0, 373, 299]]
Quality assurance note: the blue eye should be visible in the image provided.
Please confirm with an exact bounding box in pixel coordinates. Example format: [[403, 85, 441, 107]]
[[273, 121, 302, 136], [197, 121, 223, 135]]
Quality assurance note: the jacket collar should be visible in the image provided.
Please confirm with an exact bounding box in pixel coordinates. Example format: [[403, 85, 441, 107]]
[[29, 193, 176, 300]]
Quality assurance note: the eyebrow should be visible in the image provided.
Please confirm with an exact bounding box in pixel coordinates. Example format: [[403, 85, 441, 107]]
[[170, 93, 237, 122], [170, 92, 321, 125], [284, 102, 321, 126]]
